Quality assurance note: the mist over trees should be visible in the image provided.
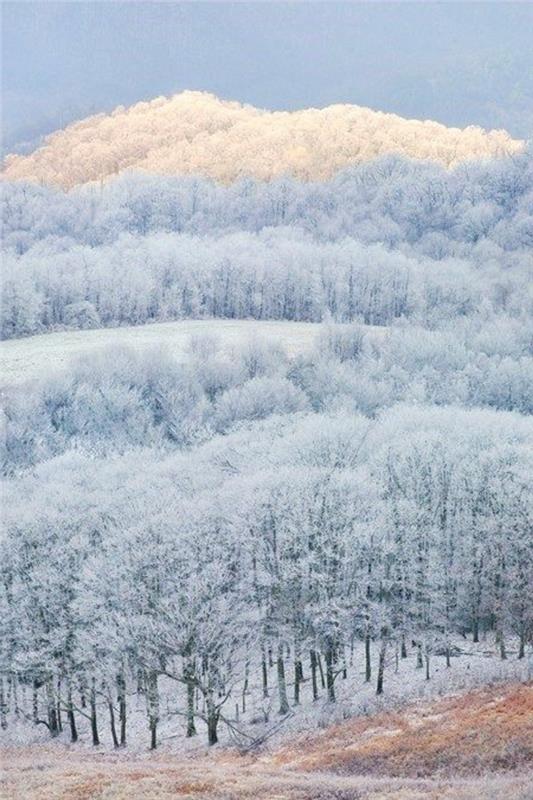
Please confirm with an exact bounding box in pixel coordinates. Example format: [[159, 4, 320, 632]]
[[1, 91, 523, 189]]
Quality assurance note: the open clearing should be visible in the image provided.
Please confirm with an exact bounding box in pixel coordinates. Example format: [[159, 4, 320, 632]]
[[0, 319, 339, 389], [2, 683, 532, 800]]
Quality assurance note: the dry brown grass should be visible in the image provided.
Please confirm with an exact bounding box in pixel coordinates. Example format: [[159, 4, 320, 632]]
[[273, 682, 533, 778], [1, 683, 532, 800]]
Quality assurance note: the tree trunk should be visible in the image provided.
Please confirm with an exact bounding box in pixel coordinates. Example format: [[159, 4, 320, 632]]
[[108, 698, 119, 748], [261, 645, 269, 698], [317, 652, 326, 689], [293, 648, 303, 706], [207, 712, 218, 745], [46, 676, 59, 737], [376, 636, 387, 695], [518, 631, 525, 660], [401, 634, 408, 659], [293, 659, 300, 705], [310, 650, 319, 701], [90, 678, 100, 746], [206, 691, 219, 745], [324, 645, 336, 703], [242, 660, 249, 713], [56, 677, 63, 733], [11, 675, 20, 718], [0, 678, 7, 730], [185, 661, 196, 737], [117, 671, 127, 746], [277, 642, 289, 715], [365, 634, 372, 682], [32, 680, 39, 724], [146, 671, 159, 750], [67, 684, 77, 743], [416, 643, 423, 668]]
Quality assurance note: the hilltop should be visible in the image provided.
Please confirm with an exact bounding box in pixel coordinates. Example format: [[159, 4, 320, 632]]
[[2, 91, 524, 188]]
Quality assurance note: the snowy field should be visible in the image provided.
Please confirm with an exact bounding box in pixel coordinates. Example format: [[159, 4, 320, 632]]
[[0, 319, 344, 389]]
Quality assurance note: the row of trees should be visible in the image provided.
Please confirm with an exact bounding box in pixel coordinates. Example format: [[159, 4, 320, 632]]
[[1, 403, 531, 747], [3, 326, 532, 475], [6, 228, 526, 339], [2, 90, 521, 188]]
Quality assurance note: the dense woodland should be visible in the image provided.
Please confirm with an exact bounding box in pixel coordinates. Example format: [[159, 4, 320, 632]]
[[2, 151, 532, 339], [2, 323, 533, 475], [2, 91, 522, 188], [1, 333, 532, 748], [1, 146, 532, 750]]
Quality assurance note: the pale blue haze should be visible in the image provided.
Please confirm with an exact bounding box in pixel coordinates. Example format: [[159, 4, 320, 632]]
[[2, 1, 533, 152]]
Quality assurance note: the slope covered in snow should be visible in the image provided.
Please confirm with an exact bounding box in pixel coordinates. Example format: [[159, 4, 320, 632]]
[[2, 91, 524, 188], [0, 319, 334, 389]]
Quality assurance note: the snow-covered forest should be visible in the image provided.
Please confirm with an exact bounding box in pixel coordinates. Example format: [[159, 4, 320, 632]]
[[3, 0, 533, 793], [2, 367, 532, 747], [2, 151, 532, 338], [1, 321, 532, 748], [2, 91, 523, 188], [1, 110, 532, 756]]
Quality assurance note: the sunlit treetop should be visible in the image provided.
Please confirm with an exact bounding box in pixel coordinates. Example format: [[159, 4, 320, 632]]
[[2, 91, 525, 190]]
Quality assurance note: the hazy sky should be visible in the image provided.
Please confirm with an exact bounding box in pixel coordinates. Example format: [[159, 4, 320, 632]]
[[3, 2, 533, 152]]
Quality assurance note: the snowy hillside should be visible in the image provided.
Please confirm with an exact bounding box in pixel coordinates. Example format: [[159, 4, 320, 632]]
[[3, 152, 532, 341], [0, 319, 327, 389], [1, 96, 532, 785], [2, 90, 524, 188], [2, 4, 532, 798]]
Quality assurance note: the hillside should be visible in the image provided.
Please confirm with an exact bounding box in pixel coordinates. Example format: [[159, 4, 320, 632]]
[[3, 152, 532, 341], [2, 91, 524, 188], [0, 319, 327, 389], [2, 683, 531, 799], [3, 4, 533, 798]]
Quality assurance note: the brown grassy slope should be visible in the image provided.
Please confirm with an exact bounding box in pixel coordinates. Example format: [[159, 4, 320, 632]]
[[271, 682, 533, 777], [1, 683, 532, 800]]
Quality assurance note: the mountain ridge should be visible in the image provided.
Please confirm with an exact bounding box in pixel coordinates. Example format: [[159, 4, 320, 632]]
[[2, 90, 524, 189]]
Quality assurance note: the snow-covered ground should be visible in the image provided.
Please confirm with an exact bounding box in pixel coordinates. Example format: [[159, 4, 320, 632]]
[[0, 320, 329, 389], [0, 319, 387, 390], [2, 637, 530, 753]]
